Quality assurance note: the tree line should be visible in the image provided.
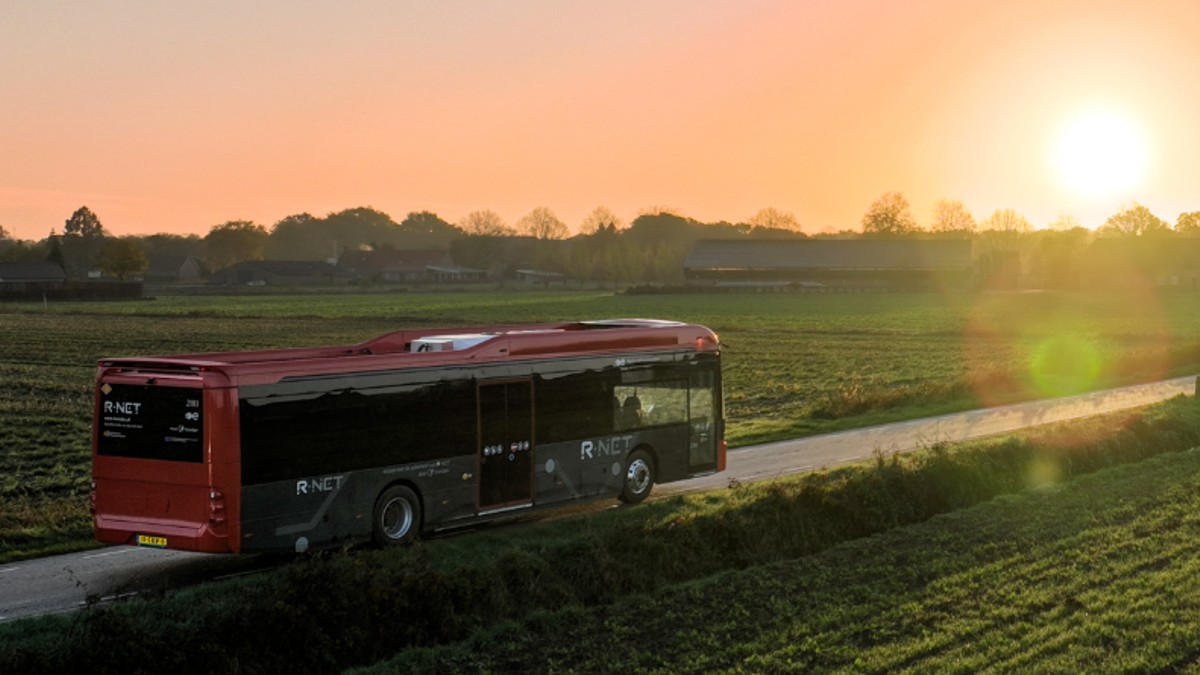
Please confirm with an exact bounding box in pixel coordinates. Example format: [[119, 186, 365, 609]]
[[1, 195, 1198, 286]]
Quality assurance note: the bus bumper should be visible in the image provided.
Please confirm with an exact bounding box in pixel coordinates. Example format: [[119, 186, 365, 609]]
[[94, 514, 235, 553]]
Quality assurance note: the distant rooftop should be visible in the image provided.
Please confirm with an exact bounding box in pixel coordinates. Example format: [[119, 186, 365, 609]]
[[684, 239, 974, 272], [0, 262, 67, 282]]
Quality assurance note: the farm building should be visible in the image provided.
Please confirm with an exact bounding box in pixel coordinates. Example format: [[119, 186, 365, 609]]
[[0, 262, 141, 300], [0, 262, 67, 285], [145, 255, 203, 283], [337, 249, 487, 283], [338, 249, 450, 283], [0, 262, 68, 299], [516, 269, 567, 286], [1083, 237, 1200, 291], [208, 261, 352, 287], [426, 264, 487, 283], [683, 239, 976, 289]]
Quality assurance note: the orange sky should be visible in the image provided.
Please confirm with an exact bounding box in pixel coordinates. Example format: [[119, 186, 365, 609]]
[[3, 1, 1199, 241]]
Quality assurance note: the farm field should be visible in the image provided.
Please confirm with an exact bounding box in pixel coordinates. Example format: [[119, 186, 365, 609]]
[[2, 289, 1200, 562]]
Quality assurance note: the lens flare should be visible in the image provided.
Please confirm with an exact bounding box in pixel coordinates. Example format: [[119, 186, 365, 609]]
[[1029, 336, 1102, 398], [964, 279, 1173, 412], [1026, 454, 1064, 490]]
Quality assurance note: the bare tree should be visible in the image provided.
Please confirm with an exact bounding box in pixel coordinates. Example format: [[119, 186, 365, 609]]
[[861, 192, 918, 235], [1097, 203, 1169, 237], [929, 200, 976, 234], [979, 208, 1032, 252], [980, 209, 1032, 233], [747, 207, 802, 233], [517, 207, 569, 240], [579, 206, 625, 234], [458, 210, 515, 236], [1047, 214, 1083, 231]]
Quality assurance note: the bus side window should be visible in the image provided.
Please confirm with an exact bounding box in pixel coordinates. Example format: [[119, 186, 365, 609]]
[[617, 394, 643, 429], [536, 372, 615, 443], [615, 381, 687, 429]]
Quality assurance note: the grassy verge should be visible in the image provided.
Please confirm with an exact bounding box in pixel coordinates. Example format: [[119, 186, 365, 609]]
[[3, 396, 1200, 674], [380, 439, 1200, 673], [0, 496, 99, 563]]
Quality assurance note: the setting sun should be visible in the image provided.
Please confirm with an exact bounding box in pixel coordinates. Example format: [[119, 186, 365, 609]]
[[1053, 109, 1149, 200]]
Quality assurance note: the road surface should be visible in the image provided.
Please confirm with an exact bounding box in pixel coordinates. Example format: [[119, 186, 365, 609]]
[[659, 374, 1198, 495], [2, 375, 1195, 624]]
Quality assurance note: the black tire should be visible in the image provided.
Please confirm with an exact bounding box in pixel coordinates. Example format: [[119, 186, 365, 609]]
[[373, 485, 422, 546], [619, 449, 655, 504]]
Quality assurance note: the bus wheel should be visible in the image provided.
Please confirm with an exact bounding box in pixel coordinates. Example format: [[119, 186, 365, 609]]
[[619, 449, 655, 504], [373, 485, 422, 546]]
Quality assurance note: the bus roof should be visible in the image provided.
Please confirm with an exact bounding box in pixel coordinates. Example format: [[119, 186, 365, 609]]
[[97, 318, 719, 385]]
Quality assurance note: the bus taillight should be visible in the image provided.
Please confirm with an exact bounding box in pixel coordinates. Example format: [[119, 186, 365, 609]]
[[717, 439, 728, 472], [209, 490, 226, 525], [89, 480, 97, 515]]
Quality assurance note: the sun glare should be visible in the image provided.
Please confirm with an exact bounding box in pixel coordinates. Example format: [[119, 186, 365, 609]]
[[1053, 109, 1148, 199]]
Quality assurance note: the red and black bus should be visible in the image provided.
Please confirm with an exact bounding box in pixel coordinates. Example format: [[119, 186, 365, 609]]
[[91, 319, 724, 554]]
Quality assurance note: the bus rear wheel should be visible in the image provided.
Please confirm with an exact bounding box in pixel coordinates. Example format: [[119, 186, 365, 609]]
[[619, 449, 655, 504], [373, 485, 422, 546]]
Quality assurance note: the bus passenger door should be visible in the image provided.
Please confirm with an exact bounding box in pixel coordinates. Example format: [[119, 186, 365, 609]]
[[688, 369, 719, 473], [477, 380, 534, 511]]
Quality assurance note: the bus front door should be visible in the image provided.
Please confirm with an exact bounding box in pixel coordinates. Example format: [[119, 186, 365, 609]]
[[477, 380, 534, 511]]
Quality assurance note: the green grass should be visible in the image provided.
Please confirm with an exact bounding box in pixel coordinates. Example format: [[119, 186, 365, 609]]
[[3, 290, 1200, 562], [3, 396, 1200, 674], [0, 495, 98, 560], [370, 426, 1200, 673]]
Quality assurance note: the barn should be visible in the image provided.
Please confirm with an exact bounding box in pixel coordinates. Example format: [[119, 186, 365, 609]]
[[683, 239, 975, 290], [0, 262, 68, 299], [336, 250, 488, 283], [145, 255, 203, 283]]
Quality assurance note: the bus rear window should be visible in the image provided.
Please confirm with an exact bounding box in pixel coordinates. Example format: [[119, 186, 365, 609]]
[[97, 384, 204, 463]]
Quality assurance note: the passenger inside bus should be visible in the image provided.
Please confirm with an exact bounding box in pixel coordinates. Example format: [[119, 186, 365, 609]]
[[617, 394, 644, 429]]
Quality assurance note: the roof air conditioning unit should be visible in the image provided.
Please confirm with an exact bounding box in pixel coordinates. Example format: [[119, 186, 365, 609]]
[[411, 334, 492, 352]]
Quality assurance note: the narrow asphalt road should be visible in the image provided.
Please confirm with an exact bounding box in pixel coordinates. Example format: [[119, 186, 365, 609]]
[[2, 374, 1194, 624], [659, 374, 1198, 496]]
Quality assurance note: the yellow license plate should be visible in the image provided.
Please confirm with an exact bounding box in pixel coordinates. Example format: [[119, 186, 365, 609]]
[[137, 534, 168, 548]]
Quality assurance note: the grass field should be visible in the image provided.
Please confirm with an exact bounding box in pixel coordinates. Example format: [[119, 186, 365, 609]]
[[2, 289, 1200, 562]]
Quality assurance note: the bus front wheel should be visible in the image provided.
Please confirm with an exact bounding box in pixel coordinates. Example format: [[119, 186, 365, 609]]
[[373, 485, 422, 546], [619, 449, 655, 504]]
